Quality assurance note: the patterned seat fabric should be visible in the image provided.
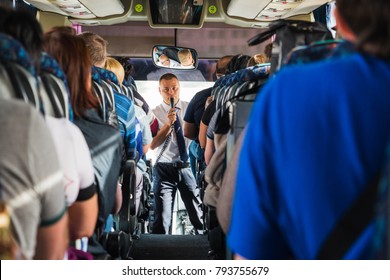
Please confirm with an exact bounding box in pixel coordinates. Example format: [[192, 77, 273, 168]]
[[40, 52, 68, 87], [0, 32, 36, 76], [214, 63, 270, 89], [92, 66, 120, 86], [0, 32, 40, 108], [285, 39, 358, 67], [212, 64, 270, 110], [286, 39, 343, 66]]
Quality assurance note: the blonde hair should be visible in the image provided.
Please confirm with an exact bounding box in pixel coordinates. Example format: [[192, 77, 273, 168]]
[[0, 203, 19, 259], [178, 49, 193, 66], [105, 57, 125, 84], [247, 53, 268, 67]]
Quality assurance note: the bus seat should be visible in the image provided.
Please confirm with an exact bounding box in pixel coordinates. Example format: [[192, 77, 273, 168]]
[[91, 66, 119, 128], [213, 64, 270, 110], [101, 79, 116, 111], [118, 159, 138, 234], [100, 230, 132, 260], [38, 77, 57, 117], [372, 142, 390, 259], [0, 63, 14, 100], [203, 66, 270, 202], [122, 80, 135, 100], [0, 33, 36, 74], [0, 33, 39, 108], [40, 52, 72, 120], [7, 63, 40, 107], [248, 20, 333, 74], [285, 39, 343, 66], [226, 100, 254, 163], [93, 66, 123, 97], [94, 66, 121, 87], [202, 65, 270, 259], [91, 66, 141, 256], [109, 80, 122, 95], [121, 84, 133, 100], [99, 159, 137, 259], [92, 81, 107, 118]]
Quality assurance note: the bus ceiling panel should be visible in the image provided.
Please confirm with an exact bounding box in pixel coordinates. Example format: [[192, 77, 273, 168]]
[[24, 0, 68, 17], [83, 22, 272, 58], [227, 0, 332, 23], [24, 0, 127, 20], [27, 0, 331, 28], [78, 0, 124, 17], [70, 0, 145, 25]]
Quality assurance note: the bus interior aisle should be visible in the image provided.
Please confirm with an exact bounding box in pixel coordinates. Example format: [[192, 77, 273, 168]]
[[5, 0, 388, 263], [129, 234, 210, 260]]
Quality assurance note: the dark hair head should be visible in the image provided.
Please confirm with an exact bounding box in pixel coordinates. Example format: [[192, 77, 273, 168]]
[[264, 43, 273, 60], [0, 5, 10, 25], [0, 7, 43, 72], [44, 32, 99, 118], [115, 56, 134, 80], [226, 54, 251, 75], [46, 26, 76, 36], [216, 55, 234, 76], [337, 0, 390, 58]]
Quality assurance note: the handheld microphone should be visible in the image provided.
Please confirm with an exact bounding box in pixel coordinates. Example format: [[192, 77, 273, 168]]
[[170, 97, 175, 109]]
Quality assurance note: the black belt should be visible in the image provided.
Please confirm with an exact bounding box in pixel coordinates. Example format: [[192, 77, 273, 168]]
[[158, 162, 190, 169]]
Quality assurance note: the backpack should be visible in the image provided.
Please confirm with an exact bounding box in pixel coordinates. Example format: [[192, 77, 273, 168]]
[[248, 19, 333, 74]]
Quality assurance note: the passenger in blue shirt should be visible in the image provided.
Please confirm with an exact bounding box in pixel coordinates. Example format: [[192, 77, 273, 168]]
[[228, 0, 390, 260]]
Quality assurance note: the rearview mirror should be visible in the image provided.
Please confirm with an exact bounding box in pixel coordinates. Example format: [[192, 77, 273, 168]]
[[152, 45, 198, 70]]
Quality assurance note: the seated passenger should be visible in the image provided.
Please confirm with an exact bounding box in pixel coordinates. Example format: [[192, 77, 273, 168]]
[[115, 56, 159, 138], [199, 54, 250, 164], [0, 6, 42, 72], [44, 31, 123, 258], [105, 57, 152, 157], [228, 0, 390, 259], [1, 6, 98, 253], [105, 56, 153, 215], [45, 116, 98, 240], [81, 33, 148, 238], [0, 99, 68, 259]]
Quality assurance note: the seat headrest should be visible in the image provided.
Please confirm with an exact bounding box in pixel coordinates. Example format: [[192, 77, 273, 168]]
[[40, 52, 68, 87], [285, 40, 343, 66], [214, 64, 270, 89], [0, 32, 36, 77], [40, 52, 74, 121], [91, 66, 120, 86]]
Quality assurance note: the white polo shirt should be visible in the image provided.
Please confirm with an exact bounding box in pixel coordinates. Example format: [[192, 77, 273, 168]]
[[152, 99, 191, 163]]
